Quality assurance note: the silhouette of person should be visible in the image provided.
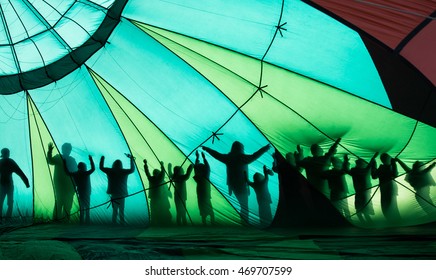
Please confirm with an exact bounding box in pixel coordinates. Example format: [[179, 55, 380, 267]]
[[99, 154, 135, 225], [372, 153, 401, 222], [168, 162, 193, 225], [272, 149, 318, 225], [397, 159, 436, 215], [285, 151, 303, 173], [295, 138, 341, 195], [322, 156, 350, 217], [202, 141, 271, 223], [193, 151, 215, 225], [245, 165, 274, 227], [345, 153, 378, 224], [144, 159, 172, 226], [47, 142, 77, 222], [64, 155, 95, 224], [0, 148, 30, 223]]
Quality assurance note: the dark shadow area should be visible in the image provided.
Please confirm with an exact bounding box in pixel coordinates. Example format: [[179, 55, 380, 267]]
[[270, 151, 349, 229]]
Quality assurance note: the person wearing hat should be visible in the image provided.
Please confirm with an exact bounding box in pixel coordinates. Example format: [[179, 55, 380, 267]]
[[0, 148, 30, 223]]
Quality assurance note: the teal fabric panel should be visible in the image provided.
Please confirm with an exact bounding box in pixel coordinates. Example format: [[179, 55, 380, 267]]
[[0, 92, 33, 220], [0, 0, 113, 76], [87, 19, 279, 226], [123, 0, 391, 108], [0, 46, 16, 75], [54, 1, 107, 48], [123, 0, 280, 60], [26, 0, 75, 27], [268, 1, 390, 108], [29, 67, 149, 225], [0, 1, 45, 43], [15, 32, 68, 72]]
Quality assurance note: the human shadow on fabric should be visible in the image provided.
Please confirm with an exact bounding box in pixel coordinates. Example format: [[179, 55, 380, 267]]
[[245, 165, 274, 227], [168, 162, 193, 226], [397, 158, 436, 215], [193, 151, 215, 225], [294, 138, 341, 195], [0, 148, 30, 224], [202, 141, 271, 223], [344, 153, 378, 224], [322, 156, 350, 218], [144, 160, 172, 226], [270, 150, 349, 228], [64, 155, 95, 224], [372, 153, 401, 223], [99, 154, 135, 225], [47, 142, 77, 222]]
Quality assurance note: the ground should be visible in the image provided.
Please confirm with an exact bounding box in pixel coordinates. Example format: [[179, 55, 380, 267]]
[[1, 222, 436, 260]]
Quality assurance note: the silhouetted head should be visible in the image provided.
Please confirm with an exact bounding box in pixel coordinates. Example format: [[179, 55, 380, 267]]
[[285, 152, 296, 166], [230, 141, 244, 154], [153, 169, 160, 176], [78, 162, 87, 171], [355, 158, 367, 168], [61, 143, 72, 156], [195, 164, 206, 176], [331, 157, 342, 169], [112, 159, 122, 169], [1, 148, 10, 159], [412, 161, 422, 171], [380, 153, 391, 165], [310, 144, 323, 157], [174, 166, 183, 176], [253, 172, 264, 182]]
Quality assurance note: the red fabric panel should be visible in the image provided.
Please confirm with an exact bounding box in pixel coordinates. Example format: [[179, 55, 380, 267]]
[[401, 21, 436, 86], [309, 0, 436, 49]]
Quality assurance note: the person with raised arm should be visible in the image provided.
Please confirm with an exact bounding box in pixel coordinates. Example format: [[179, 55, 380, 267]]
[[202, 141, 271, 223], [100, 153, 135, 225]]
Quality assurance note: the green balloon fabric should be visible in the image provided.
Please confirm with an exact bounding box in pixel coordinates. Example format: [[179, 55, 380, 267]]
[[0, 0, 435, 229]]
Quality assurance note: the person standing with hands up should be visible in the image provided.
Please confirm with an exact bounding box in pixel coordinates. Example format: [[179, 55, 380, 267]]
[[202, 141, 271, 223], [100, 153, 135, 225]]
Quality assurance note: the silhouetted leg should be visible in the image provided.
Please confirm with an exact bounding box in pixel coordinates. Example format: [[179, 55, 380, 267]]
[[82, 194, 91, 224], [209, 201, 215, 225], [380, 190, 390, 220], [64, 193, 74, 222], [357, 212, 365, 223], [119, 198, 125, 225], [85, 209, 91, 224], [175, 199, 184, 225], [79, 198, 85, 224], [181, 213, 187, 225], [363, 212, 372, 223], [53, 192, 64, 221], [112, 198, 119, 224], [112, 207, 118, 224], [210, 210, 215, 225], [259, 203, 272, 227], [235, 192, 249, 223], [416, 188, 434, 215], [5, 187, 14, 218], [0, 188, 6, 222]]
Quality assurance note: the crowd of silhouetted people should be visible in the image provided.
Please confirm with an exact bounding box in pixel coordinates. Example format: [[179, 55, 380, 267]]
[[0, 140, 273, 226], [1, 138, 435, 227], [284, 138, 436, 224]]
